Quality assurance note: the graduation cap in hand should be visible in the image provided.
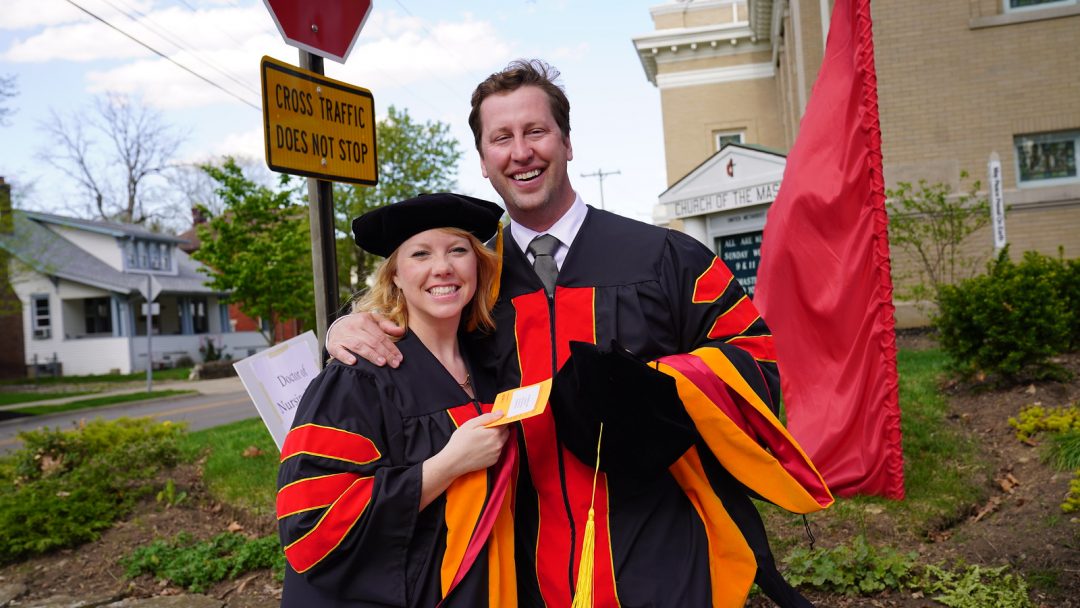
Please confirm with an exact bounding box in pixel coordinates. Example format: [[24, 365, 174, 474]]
[[550, 340, 697, 481]]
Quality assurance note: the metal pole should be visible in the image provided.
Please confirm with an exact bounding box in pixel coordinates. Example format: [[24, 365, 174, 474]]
[[300, 50, 340, 361], [146, 275, 152, 392], [580, 168, 620, 210]]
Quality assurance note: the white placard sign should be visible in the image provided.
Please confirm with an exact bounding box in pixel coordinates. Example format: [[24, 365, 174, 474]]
[[233, 330, 321, 451], [988, 152, 1007, 252]]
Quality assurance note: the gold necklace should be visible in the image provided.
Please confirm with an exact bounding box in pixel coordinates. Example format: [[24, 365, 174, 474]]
[[457, 373, 471, 389]]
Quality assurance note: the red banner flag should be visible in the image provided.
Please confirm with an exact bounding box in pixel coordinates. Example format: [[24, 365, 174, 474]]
[[754, 0, 904, 499]]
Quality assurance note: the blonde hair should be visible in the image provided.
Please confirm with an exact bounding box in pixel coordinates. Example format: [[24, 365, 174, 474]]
[[353, 228, 500, 333]]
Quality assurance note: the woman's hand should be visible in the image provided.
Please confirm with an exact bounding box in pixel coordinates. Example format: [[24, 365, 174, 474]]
[[420, 411, 508, 509]]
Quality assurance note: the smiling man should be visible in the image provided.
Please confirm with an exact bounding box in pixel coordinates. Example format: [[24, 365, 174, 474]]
[[327, 59, 830, 607]]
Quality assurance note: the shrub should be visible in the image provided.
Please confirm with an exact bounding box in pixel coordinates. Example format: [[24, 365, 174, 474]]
[[122, 532, 285, 592], [782, 535, 917, 595], [885, 172, 990, 304], [934, 249, 1075, 383], [917, 563, 1032, 608], [1008, 404, 1080, 443], [191, 360, 237, 380], [0, 418, 186, 563]]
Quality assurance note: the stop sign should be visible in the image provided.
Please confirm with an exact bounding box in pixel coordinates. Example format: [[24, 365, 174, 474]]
[[263, 0, 373, 63]]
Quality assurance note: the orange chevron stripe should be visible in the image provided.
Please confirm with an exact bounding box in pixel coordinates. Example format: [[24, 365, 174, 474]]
[[725, 334, 777, 362], [276, 472, 360, 520], [441, 470, 487, 596], [657, 349, 833, 512], [706, 295, 760, 340], [669, 447, 757, 607], [692, 257, 735, 304], [280, 424, 381, 465], [283, 476, 376, 573]]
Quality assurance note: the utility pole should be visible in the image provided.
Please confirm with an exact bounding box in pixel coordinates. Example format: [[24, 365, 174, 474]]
[[580, 168, 620, 210]]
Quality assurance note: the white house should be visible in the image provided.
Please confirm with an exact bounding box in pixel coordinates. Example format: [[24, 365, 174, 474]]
[[0, 210, 269, 376]]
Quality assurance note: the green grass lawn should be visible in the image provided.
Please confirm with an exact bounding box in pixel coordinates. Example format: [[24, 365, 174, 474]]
[[182, 419, 278, 518], [794, 347, 987, 537], [11, 390, 196, 415], [0, 367, 194, 387], [0, 390, 98, 406]]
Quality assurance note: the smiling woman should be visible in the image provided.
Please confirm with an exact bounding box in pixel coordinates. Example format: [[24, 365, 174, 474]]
[[275, 192, 516, 608]]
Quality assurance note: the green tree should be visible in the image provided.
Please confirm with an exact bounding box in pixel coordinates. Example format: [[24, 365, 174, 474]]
[[192, 158, 314, 345], [335, 105, 463, 291], [886, 171, 991, 304]]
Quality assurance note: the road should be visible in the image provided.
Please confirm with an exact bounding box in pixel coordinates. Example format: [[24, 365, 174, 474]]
[[0, 388, 259, 454]]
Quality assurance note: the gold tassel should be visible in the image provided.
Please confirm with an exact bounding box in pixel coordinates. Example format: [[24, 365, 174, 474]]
[[488, 222, 504, 305], [571, 423, 603, 608]]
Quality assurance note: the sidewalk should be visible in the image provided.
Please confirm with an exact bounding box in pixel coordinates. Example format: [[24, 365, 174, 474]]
[[0, 376, 245, 412]]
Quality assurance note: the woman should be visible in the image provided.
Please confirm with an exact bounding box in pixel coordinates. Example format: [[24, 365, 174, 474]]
[[276, 193, 515, 607]]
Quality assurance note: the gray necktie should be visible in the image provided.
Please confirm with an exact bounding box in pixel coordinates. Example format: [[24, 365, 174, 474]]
[[527, 234, 560, 297]]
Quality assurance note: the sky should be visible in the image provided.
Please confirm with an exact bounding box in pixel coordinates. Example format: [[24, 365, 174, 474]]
[[0, 0, 671, 228]]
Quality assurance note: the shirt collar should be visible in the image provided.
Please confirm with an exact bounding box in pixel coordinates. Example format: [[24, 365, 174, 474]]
[[509, 192, 588, 263]]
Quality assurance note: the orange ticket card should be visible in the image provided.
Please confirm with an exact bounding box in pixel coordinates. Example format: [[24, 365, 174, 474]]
[[485, 378, 552, 426]]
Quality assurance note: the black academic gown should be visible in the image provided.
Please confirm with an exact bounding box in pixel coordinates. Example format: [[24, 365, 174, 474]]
[[277, 331, 516, 608], [485, 206, 826, 608]]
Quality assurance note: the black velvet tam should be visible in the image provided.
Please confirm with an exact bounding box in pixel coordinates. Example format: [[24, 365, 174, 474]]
[[550, 340, 697, 481], [351, 193, 504, 257]]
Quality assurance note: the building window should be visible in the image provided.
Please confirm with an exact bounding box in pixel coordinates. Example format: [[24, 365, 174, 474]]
[[1005, 0, 1076, 11], [1014, 130, 1079, 186], [31, 294, 51, 339], [84, 297, 113, 335], [715, 131, 745, 151], [150, 243, 162, 269], [190, 297, 209, 334]]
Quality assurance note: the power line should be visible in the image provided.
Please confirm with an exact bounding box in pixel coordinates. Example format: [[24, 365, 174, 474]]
[[580, 168, 621, 210], [391, 0, 474, 100], [63, 0, 261, 111], [104, 0, 260, 97]]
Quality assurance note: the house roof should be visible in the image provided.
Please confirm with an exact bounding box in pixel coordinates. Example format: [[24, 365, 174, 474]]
[[22, 210, 190, 244], [0, 211, 224, 297]]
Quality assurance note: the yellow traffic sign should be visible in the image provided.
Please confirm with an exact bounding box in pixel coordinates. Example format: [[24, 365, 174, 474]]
[[260, 56, 377, 185]]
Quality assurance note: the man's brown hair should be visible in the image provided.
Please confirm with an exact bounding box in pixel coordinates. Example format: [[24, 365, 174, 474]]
[[468, 59, 571, 151]]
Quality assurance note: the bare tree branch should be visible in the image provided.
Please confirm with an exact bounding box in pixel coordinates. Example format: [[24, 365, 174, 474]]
[[0, 74, 16, 127], [37, 94, 185, 225]]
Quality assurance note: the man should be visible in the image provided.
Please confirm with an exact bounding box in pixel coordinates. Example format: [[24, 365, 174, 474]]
[[328, 59, 829, 607]]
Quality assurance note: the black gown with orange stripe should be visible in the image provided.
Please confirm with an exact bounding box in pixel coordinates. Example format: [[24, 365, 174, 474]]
[[276, 331, 517, 608], [482, 206, 833, 608]]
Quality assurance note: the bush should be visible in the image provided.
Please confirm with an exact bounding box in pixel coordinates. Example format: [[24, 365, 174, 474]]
[[783, 535, 917, 595], [934, 249, 1076, 383], [191, 360, 237, 380], [0, 418, 186, 563], [122, 532, 284, 592]]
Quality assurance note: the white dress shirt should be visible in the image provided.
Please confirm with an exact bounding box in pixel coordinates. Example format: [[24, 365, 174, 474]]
[[508, 192, 588, 270]]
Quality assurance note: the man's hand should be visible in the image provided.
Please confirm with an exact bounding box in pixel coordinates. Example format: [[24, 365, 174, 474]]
[[326, 311, 406, 367]]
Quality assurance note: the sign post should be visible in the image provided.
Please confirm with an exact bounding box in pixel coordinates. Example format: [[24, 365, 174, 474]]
[[988, 152, 1007, 253], [261, 1, 376, 356], [138, 275, 163, 392]]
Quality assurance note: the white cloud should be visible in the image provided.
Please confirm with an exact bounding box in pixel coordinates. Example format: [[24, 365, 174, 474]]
[[4, 1, 510, 114], [2, 3, 276, 63], [206, 125, 265, 161], [1, 0, 93, 31]]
